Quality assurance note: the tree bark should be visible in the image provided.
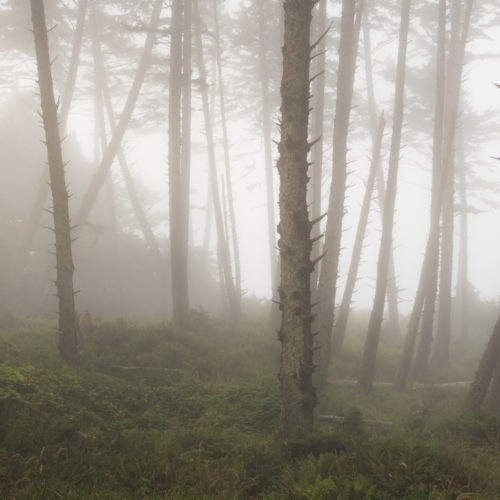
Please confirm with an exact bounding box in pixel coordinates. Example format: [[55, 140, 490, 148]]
[[193, 0, 240, 319], [358, 0, 411, 393], [169, 0, 190, 326], [277, 0, 316, 438], [315, 0, 363, 391], [464, 314, 500, 413], [332, 114, 385, 357], [30, 0, 79, 363], [74, 0, 163, 227]]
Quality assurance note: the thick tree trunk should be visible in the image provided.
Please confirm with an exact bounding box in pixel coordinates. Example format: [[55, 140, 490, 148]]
[[258, 0, 278, 297], [309, 0, 327, 291], [277, 0, 316, 439], [15, 0, 88, 279], [395, 0, 474, 390], [193, 0, 240, 319], [410, 0, 447, 383], [363, 3, 400, 335], [74, 0, 163, 227], [169, 0, 190, 326], [90, 5, 169, 318], [30, 0, 79, 363], [358, 0, 411, 393], [315, 0, 363, 391], [464, 314, 500, 413], [213, 0, 241, 299], [332, 114, 385, 357]]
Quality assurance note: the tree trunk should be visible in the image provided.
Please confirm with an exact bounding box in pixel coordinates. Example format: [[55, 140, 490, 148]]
[[395, 0, 473, 391], [15, 0, 88, 280], [74, 0, 163, 227], [277, 0, 316, 438], [30, 0, 79, 363], [488, 357, 500, 412], [213, 0, 241, 299], [363, 1, 400, 336], [455, 129, 469, 343], [410, 0, 447, 383], [309, 0, 327, 291], [169, 0, 190, 326], [332, 114, 385, 357], [464, 314, 500, 413], [90, 3, 170, 319], [358, 0, 411, 393], [315, 0, 363, 391], [258, 0, 278, 298], [193, 0, 240, 319]]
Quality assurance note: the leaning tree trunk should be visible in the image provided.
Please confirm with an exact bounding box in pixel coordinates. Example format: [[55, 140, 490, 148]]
[[395, 0, 474, 390], [309, 0, 327, 291], [30, 0, 79, 363], [15, 0, 88, 280], [409, 0, 447, 383], [214, 0, 241, 300], [193, 0, 240, 319], [363, 2, 400, 335], [331, 114, 385, 357], [464, 314, 500, 413], [358, 0, 411, 393], [169, 0, 190, 326], [277, 0, 316, 439], [315, 0, 363, 392], [74, 0, 163, 227]]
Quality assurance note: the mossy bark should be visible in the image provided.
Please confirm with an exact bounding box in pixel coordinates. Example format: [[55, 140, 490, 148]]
[[277, 0, 315, 439]]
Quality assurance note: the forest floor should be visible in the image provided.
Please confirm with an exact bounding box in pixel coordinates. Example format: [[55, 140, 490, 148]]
[[0, 309, 499, 499]]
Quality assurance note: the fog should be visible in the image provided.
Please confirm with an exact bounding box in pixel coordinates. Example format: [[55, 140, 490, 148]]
[[2, 0, 499, 326]]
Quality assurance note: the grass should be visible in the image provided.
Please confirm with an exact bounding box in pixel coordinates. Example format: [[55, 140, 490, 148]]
[[1, 311, 499, 498]]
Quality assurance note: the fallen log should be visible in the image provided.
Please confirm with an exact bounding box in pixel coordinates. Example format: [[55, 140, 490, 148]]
[[318, 415, 393, 426]]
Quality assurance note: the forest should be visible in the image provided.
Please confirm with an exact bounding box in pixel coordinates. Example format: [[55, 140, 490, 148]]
[[1, 0, 500, 498]]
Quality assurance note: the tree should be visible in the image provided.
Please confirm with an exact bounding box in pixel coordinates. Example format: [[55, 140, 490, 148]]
[[277, 0, 316, 438], [358, 0, 411, 393], [169, 0, 190, 326], [464, 314, 500, 413], [315, 0, 364, 391], [30, 0, 79, 363]]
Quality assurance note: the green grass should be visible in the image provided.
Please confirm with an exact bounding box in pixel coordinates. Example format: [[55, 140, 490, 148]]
[[0, 313, 499, 498]]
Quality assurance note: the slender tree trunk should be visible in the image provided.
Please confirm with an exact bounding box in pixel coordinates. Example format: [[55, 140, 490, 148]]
[[358, 0, 411, 393], [488, 358, 500, 412], [363, 2, 400, 335], [395, 0, 474, 390], [309, 0, 327, 291], [15, 0, 88, 278], [90, 3, 170, 319], [455, 130, 469, 343], [410, 0, 447, 383], [30, 0, 79, 363], [258, 0, 278, 296], [277, 0, 316, 439], [315, 0, 363, 391], [332, 114, 385, 357], [213, 0, 241, 299], [464, 314, 500, 413], [74, 0, 163, 227], [193, 0, 240, 319], [169, 0, 190, 326]]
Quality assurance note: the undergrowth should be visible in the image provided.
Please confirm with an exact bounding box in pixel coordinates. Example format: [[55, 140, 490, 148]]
[[0, 313, 499, 498]]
